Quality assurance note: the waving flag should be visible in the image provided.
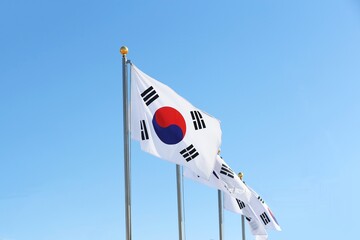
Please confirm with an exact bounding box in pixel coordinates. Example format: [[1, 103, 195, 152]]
[[223, 193, 268, 240], [247, 186, 281, 231], [130, 64, 222, 179], [183, 154, 250, 201], [223, 183, 281, 231]]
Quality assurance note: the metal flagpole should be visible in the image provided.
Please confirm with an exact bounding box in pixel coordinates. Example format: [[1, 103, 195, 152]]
[[241, 215, 246, 240], [238, 172, 245, 240], [218, 189, 224, 240], [121, 46, 131, 240], [176, 165, 185, 240]]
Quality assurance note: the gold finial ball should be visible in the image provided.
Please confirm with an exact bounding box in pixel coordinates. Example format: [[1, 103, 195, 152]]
[[120, 46, 128, 55], [238, 172, 244, 180]]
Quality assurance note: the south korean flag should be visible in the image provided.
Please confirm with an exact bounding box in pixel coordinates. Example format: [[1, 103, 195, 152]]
[[130, 64, 222, 179], [183, 154, 251, 201], [247, 186, 281, 231], [223, 193, 269, 240]]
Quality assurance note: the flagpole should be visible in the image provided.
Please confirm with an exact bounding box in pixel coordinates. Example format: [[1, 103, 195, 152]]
[[121, 46, 131, 240], [241, 215, 246, 240], [238, 172, 245, 240], [176, 165, 185, 240], [218, 189, 224, 240]]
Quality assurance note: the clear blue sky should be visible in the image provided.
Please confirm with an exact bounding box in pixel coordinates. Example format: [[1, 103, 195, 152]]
[[1, 0, 359, 239]]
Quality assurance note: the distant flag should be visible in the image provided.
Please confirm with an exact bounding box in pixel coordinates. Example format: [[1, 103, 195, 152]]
[[223, 193, 268, 240], [130, 64, 222, 179], [247, 186, 281, 231], [183, 154, 251, 201], [223, 182, 281, 233]]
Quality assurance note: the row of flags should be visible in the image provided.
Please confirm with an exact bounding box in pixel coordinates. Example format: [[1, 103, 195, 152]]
[[130, 63, 281, 239]]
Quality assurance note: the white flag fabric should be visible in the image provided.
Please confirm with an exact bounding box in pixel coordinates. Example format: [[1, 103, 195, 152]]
[[223, 183, 281, 232], [247, 186, 281, 231], [130, 64, 222, 179], [183, 154, 250, 201], [223, 193, 268, 240]]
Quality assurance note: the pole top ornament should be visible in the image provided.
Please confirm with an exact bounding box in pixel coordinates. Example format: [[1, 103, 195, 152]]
[[120, 46, 129, 55]]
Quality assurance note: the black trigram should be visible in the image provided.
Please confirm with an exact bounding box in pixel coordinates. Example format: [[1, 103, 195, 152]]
[[141, 86, 159, 106], [180, 144, 199, 162], [213, 171, 219, 179], [220, 164, 234, 178], [258, 196, 265, 204], [260, 212, 271, 225], [190, 111, 206, 130], [236, 199, 245, 209], [140, 120, 149, 140], [246, 217, 251, 222]]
